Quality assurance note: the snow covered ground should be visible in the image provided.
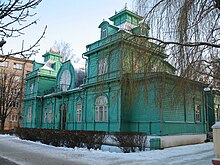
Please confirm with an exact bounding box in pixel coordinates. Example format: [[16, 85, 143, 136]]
[[0, 134, 214, 165]]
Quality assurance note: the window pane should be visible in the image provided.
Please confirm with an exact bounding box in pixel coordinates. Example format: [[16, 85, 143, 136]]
[[95, 96, 108, 122], [104, 106, 108, 121], [98, 58, 108, 75], [30, 84, 33, 93], [0, 61, 8, 67], [28, 107, 32, 122], [195, 104, 201, 122], [14, 76, 21, 82], [102, 28, 107, 38], [95, 110, 99, 121], [99, 107, 103, 121], [13, 63, 23, 70], [76, 103, 82, 122]]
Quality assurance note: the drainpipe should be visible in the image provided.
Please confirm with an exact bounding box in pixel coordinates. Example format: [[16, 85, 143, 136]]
[[85, 89, 88, 130], [40, 96, 43, 128], [159, 95, 163, 134], [204, 86, 211, 134], [82, 53, 88, 84], [108, 84, 110, 133], [53, 98, 55, 129], [61, 95, 64, 130], [81, 89, 85, 130]]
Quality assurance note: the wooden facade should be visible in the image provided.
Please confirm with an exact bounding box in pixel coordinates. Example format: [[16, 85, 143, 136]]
[[23, 7, 219, 145]]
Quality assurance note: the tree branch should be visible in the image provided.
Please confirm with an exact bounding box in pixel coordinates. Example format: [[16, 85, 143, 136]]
[[138, 35, 220, 48]]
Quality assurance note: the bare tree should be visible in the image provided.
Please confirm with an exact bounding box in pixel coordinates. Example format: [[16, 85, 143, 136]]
[[133, 0, 220, 88], [52, 40, 79, 63], [0, 0, 46, 60], [0, 69, 23, 130]]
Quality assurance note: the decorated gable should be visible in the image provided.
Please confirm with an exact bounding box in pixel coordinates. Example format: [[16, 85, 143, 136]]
[[57, 61, 85, 92], [57, 61, 74, 91]]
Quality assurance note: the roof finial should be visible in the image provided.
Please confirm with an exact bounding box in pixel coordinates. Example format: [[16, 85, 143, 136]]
[[125, 3, 128, 9]]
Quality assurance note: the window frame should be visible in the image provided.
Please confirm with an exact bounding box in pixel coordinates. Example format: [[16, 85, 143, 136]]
[[76, 103, 82, 122], [0, 61, 8, 67], [98, 58, 108, 75], [27, 107, 32, 122], [14, 75, 21, 82], [11, 101, 19, 108], [48, 106, 53, 123], [30, 83, 34, 94], [95, 96, 108, 122], [195, 104, 201, 122], [13, 63, 24, 70], [10, 114, 18, 122], [43, 108, 47, 123], [102, 27, 107, 38]]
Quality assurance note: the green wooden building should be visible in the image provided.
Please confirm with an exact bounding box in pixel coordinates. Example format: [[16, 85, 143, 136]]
[[23, 6, 219, 148]]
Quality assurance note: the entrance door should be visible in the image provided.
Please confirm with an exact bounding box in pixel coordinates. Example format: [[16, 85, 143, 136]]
[[59, 104, 67, 130]]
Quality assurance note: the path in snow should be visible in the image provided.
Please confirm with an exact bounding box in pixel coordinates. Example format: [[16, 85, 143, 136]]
[[0, 156, 18, 165], [0, 135, 86, 165], [0, 135, 214, 165]]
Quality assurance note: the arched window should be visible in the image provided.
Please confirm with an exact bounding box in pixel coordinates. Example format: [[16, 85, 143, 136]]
[[95, 96, 108, 122]]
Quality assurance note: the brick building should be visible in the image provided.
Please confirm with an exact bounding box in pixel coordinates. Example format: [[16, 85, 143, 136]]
[[0, 56, 32, 130]]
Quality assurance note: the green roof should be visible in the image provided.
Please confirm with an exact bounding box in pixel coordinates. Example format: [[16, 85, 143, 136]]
[[42, 52, 63, 58], [109, 9, 143, 22]]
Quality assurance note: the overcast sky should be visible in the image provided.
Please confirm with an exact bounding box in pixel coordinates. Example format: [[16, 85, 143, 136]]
[[4, 1, 133, 63]]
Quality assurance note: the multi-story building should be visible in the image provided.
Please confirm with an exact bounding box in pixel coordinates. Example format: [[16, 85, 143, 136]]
[[22, 6, 219, 148], [0, 56, 32, 130]]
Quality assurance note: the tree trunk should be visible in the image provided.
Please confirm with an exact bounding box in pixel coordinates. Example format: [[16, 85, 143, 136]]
[[0, 118, 5, 130]]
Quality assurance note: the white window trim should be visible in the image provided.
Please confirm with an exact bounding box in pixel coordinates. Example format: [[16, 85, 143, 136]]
[[48, 106, 53, 123], [76, 103, 82, 122], [195, 104, 201, 122], [13, 63, 24, 70], [102, 27, 107, 38], [95, 96, 108, 122], [0, 61, 8, 67], [30, 83, 34, 94], [27, 107, 32, 122], [10, 114, 18, 122], [98, 58, 108, 75]]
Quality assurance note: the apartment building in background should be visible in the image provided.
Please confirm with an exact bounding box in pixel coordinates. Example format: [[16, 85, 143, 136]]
[[0, 56, 32, 130]]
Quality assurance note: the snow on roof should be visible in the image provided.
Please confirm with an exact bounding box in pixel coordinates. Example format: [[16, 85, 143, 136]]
[[212, 122, 220, 129], [41, 59, 55, 71]]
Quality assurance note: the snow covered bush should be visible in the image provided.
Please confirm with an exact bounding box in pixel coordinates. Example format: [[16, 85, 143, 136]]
[[15, 128, 106, 150], [112, 132, 147, 153], [80, 131, 106, 150]]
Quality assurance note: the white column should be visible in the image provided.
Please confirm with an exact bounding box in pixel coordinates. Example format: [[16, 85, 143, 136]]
[[212, 122, 220, 158]]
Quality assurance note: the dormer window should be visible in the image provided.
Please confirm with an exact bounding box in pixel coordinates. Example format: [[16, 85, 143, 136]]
[[102, 27, 107, 38]]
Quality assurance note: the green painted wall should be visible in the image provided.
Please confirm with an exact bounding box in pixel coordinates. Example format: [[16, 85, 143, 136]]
[[121, 78, 161, 134], [83, 82, 121, 132], [22, 7, 213, 138], [121, 74, 206, 135]]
